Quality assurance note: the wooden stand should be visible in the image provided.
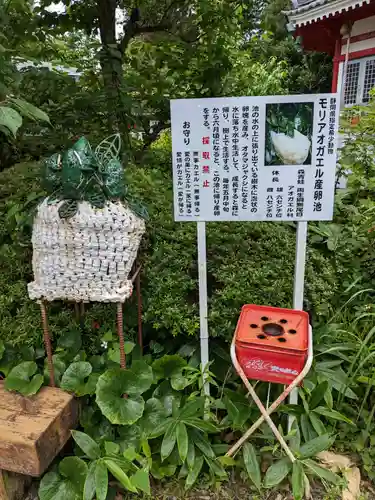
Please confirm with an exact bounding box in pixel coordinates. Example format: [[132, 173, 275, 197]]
[[0, 380, 78, 498], [0, 470, 32, 500]]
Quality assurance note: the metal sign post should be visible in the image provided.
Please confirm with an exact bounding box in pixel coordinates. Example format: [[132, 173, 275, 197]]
[[170, 93, 339, 402], [197, 221, 210, 397], [288, 221, 308, 428]]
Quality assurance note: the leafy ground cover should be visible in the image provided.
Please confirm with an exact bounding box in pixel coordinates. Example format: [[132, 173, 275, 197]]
[[2, 97, 375, 498], [1, 1, 375, 497]]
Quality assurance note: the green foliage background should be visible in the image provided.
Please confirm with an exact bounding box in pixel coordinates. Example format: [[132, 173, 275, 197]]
[[0, 146, 339, 347]]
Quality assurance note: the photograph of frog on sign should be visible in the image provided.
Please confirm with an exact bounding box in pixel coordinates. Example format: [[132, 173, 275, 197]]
[[265, 102, 314, 166]]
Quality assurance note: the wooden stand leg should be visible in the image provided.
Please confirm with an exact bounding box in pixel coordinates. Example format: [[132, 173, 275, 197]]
[[117, 303, 126, 369], [0, 471, 8, 500], [40, 301, 55, 387], [0, 470, 32, 500]]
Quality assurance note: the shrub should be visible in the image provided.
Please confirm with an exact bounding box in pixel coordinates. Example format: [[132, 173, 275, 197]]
[[0, 159, 340, 347]]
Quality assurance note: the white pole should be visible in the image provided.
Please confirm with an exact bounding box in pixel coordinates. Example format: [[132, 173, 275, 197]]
[[288, 221, 308, 428], [197, 221, 210, 397]]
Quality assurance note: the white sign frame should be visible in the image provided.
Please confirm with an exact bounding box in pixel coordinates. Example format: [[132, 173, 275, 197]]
[[171, 94, 339, 223], [170, 94, 339, 406]]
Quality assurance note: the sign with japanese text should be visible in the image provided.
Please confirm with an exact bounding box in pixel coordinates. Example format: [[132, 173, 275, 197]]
[[170, 94, 339, 222]]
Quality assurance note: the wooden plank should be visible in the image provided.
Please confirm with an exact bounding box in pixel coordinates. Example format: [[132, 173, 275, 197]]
[[0, 381, 79, 477], [0, 470, 32, 500], [0, 471, 8, 500]]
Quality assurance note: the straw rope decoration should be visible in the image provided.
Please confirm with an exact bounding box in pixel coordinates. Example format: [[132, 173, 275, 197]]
[[28, 135, 146, 303]]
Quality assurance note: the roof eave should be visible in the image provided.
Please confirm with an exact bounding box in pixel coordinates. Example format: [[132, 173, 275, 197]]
[[283, 0, 371, 27]]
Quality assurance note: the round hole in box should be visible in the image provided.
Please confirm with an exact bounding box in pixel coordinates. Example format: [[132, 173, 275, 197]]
[[250, 324, 258, 328], [280, 319, 288, 324], [261, 316, 269, 321], [278, 337, 287, 343], [288, 329, 297, 334], [262, 323, 284, 337], [257, 334, 266, 340]]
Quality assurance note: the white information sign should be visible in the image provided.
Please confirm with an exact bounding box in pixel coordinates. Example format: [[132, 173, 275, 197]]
[[171, 94, 339, 222]]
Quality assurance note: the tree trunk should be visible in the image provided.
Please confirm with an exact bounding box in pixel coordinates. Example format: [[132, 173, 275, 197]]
[[97, 0, 131, 156]]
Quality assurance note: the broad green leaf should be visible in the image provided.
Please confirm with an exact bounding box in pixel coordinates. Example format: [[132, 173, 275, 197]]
[[5, 361, 43, 396], [185, 455, 204, 490], [105, 441, 120, 455], [176, 422, 188, 462], [161, 422, 177, 461], [288, 421, 301, 452], [95, 461, 108, 500], [223, 389, 252, 428], [212, 444, 230, 455], [38, 472, 62, 500], [302, 458, 339, 484], [104, 459, 137, 493], [148, 419, 171, 439], [152, 380, 181, 416], [59, 457, 88, 494], [127, 361, 153, 395], [0, 106, 22, 137], [243, 443, 261, 490], [299, 434, 334, 458], [300, 414, 317, 442], [57, 329, 82, 356], [118, 424, 142, 450], [131, 469, 151, 495], [71, 430, 100, 460], [84, 373, 100, 395], [8, 97, 50, 123], [123, 446, 140, 461], [26, 374, 44, 395], [83, 461, 96, 500], [152, 355, 187, 380], [142, 438, 152, 458], [313, 406, 355, 425], [218, 455, 236, 466], [179, 397, 204, 418], [319, 369, 358, 399], [264, 459, 292, 488], [61, 362, 92, 396], [324, 386, 334, 409], [124, 341, 136, 354], [151, 462, 177, 479], [204, 457, 227, 479], [141, 398, 167, 435], [292, 461, 304, 500], [187, 440, 195, 469], [309, 412, 327, 435], [171, 370, 191, 390], [44, 354, 66, 386], [309, 381, 328, 410], [183, 417, 218, 433], [96, 368, 146, 425], [190, 429, 215, 458]]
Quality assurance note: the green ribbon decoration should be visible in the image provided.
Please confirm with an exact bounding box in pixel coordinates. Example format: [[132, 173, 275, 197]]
[[42, 134, 148, 220]]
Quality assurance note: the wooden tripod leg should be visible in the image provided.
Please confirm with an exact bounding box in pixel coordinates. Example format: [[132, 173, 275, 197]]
[[40, 301, 55, 387], [117, 303, 126, 369]]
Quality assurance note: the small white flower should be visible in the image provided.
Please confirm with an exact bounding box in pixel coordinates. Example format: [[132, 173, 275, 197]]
[[101, 341, 108, 349]]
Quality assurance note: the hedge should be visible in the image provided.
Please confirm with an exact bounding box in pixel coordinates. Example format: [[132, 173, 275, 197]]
[[0, 158, 340, 348]]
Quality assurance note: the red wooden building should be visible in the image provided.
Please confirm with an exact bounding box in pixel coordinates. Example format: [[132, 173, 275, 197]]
[[284, 0, 375, 106]]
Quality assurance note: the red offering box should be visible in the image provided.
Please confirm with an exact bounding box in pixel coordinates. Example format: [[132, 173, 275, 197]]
[[235, 304, 309, 385]]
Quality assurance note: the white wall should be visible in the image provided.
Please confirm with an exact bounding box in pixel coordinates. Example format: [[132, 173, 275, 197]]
[[341, 15, 375, 55]]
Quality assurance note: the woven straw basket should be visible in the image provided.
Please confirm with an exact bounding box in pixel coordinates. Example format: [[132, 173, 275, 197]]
[[28, 199, 145, 303]]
